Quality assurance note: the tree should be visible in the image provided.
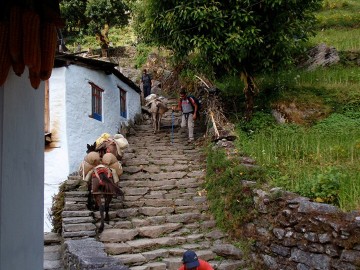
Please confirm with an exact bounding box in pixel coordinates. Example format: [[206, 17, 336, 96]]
[[134, 0, 322, 119], [60, 0, 88, 34], [85, 0, 129, 43], [61, 0, 130, 50]]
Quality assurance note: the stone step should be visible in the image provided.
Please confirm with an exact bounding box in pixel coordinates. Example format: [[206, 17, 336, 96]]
[[111, 249, 216, 269], [119, 178, 204, 189], [43, 245, 63, 270], [48, 108, 238, 269]]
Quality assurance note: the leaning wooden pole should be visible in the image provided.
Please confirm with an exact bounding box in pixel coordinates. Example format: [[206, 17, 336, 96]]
[[209, 110, 220, 139]]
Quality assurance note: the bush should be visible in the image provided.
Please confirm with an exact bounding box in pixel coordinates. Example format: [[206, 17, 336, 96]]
[[205, 146, 266, 236]]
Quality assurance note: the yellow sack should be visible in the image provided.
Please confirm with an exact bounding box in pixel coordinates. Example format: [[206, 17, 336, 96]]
[[95, 133, 111, 147]]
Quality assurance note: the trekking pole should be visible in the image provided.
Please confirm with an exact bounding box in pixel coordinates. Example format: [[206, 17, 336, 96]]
[[171, 109, 174, 144]]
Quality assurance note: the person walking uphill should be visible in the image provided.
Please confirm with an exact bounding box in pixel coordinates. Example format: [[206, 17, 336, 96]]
[[172, 88, 198, 143], [141, 69, 152, 98], [178, 250, 214, 270]]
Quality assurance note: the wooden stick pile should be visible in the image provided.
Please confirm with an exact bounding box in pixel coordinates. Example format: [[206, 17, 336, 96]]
[[195, 75, 236, 142]]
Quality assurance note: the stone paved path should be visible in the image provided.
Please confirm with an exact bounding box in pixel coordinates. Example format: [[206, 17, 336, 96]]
[[44, 99, 246, 270]]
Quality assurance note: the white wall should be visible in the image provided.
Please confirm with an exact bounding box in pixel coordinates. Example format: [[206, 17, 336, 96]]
[[44, 66, 140, 231], [44, 68, 69, 232], [63, 65, 141, 174], [112, 76, 142, 121], [0, 70, 44, 269]]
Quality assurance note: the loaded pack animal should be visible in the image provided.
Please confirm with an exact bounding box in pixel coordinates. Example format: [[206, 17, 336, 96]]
[[82, 134, 127, 233], [88, 163, 123, 233], [145, 95, 169, 133]]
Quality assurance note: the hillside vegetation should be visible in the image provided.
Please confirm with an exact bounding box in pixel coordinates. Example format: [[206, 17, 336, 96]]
[[212, 0, 360, 217]]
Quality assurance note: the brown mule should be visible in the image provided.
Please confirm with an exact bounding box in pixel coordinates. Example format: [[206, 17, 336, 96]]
[[87, 166, 123, 233]]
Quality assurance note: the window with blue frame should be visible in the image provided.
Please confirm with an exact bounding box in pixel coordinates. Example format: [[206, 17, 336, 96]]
[[119, 87, 127, 118], [90, 82, 104, 121]]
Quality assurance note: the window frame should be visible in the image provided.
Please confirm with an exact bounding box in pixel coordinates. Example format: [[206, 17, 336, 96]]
[[119, 87, 127, 119], [89, 82, 104, 121]]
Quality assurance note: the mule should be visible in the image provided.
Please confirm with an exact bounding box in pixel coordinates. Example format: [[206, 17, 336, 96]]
[[148, 98, 168, 133], [87, 165, 124, 233]]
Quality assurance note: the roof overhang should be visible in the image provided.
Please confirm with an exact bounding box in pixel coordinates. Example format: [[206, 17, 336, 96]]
[[55, 52, 141, 93]]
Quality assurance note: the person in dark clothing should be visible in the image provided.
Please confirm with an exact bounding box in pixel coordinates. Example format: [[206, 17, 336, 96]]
[[141, 69, 152, 98]]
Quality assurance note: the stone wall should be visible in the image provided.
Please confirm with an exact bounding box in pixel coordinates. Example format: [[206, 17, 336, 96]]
[[63, 238, 129, 270], [243, 183, 360, 270]]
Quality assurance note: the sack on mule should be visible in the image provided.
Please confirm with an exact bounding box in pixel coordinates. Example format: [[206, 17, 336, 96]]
[[95, 133, 111, 148], [110, 162, 123, 180], [102, 153, 123, 177], [113, 134, 128, 159], [84, 170, 93, 182], [102, 152, 117, 165], [114, 134, 129, 149], [79, 151, 101, 180], [145, 93, 157, 103], [109, 168, 120, 183]]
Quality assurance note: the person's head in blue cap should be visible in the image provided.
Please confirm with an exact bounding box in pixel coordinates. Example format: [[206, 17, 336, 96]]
[[182, 250, 200, 269]]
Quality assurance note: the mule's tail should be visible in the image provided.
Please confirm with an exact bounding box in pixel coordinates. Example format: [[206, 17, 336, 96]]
[[99, 173, 124, 198]]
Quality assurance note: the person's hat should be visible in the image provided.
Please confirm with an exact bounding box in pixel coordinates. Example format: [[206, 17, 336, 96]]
[[182, 250, 200, 269]]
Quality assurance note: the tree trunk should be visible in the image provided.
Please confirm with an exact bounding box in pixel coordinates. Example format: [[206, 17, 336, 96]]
[[240, 71, 256, 121]]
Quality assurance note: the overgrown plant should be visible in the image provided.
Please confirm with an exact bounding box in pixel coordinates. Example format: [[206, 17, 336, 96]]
[[205, 145, 265, 237], [134, 43, 152, 69], [50, 182, 67, 233]]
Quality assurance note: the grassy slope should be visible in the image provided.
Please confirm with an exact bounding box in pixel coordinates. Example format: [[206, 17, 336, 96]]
[[231, 0, 360, 211]]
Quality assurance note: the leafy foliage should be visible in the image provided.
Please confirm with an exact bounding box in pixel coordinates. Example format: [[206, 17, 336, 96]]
[[134, 0, 322, 77], [60, 0, 87, 33], [302, 167, 342, 204], [60, 0, 130, 36], [133, 0, 322, 118], [85, 0, 129, 35]]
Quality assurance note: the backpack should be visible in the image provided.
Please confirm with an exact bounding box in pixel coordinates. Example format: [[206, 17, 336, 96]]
[[187, 95, 202, 118]]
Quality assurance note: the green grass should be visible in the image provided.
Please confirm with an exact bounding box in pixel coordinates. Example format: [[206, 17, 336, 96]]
[[309, 28, 360, 51], [310, 0, 360, 51], [258, 66, 360, 110], [317, 0, 360, 29], [234, 112, 360, 211]]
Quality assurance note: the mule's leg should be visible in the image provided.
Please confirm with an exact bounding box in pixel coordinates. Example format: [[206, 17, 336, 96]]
[[93, 194, 105, 233], [91, 177, 100, 211], [152, 113, 157, 133], [104, 195, 112, 223], [156, 114, 159, 132], [98, 203, 105, 233], [87, 181, 94, 210], [157, 113, 162, 132]]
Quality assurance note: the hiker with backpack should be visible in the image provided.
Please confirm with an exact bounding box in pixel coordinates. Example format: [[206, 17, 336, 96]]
[[172, 87, 199, 143]]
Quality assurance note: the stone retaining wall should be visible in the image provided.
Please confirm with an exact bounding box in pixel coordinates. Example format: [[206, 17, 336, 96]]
[[244, 184, 360, 270], [63, 238, 129, 270]]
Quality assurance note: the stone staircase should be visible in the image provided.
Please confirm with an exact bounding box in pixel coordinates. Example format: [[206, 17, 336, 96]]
[[44, 100, 247, 270]]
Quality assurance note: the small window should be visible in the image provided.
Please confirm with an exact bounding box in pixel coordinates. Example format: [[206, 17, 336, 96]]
[[119, 88, 127, 118], [89, 82, 104, 121]]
